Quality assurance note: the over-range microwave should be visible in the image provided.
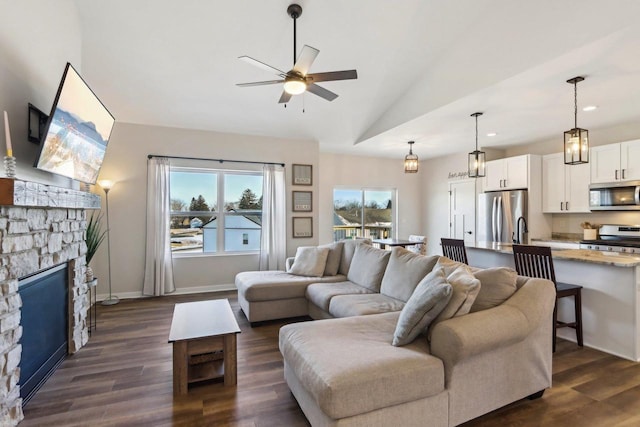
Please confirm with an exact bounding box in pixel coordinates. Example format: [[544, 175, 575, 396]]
[[589, 181, 640, 210]]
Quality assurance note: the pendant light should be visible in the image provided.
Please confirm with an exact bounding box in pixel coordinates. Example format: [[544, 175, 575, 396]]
[[468, 112, 486, 178], [564, 76, 589, 165], [404, 141, 418, 173]]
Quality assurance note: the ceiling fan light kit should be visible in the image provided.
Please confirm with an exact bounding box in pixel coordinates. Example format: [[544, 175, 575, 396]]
[[468, 112, 486, 178], [283, 75, 307, 95], [564, 76, 589, 165], [404, 141, 419, 173], [237, 4, 358, 104]]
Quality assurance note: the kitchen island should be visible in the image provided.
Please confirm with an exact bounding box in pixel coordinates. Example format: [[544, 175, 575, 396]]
[[467, 242, 640, 362]]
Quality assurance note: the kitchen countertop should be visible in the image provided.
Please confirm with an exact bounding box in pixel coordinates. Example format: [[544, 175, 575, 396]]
[[468, 242, 640, 267]]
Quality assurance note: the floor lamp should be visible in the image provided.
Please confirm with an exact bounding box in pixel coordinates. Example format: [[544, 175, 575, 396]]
[[98, 179, 119, 305]]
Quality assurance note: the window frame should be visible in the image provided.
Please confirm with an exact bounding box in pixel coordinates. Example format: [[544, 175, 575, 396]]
[[332, 186, 397, 241], [169, 165, 263, 258]]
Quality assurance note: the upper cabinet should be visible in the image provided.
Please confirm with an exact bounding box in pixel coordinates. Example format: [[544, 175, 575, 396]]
[[542, 153, 590, 213], [591, 139, 640, 183], [483, 155, 529, 191]]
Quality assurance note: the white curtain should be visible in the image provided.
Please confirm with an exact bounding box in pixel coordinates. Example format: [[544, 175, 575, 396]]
[[142, 157, 176, 296], [259, 164, 287, 270]]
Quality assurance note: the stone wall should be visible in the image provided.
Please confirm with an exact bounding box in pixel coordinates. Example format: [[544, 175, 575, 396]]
[[0, 206, 92, 426]]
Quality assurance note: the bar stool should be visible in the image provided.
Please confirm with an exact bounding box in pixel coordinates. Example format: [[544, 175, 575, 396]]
[[440, 238, 468, 264], [512, 244, 583, 352]]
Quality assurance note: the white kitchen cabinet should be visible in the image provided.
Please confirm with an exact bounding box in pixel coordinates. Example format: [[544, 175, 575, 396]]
[[591, 139, 640, 183], [483, 155, 529, 191], [542, 153, 590, 213]]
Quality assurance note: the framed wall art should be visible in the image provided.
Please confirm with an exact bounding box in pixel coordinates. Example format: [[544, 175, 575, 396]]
[[292, 217, 313, 238], [292, 191, 312, 212], [292, 164, 312, 186]]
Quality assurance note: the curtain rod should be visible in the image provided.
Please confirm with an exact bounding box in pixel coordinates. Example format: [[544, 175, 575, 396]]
[[147, 154, 285, 167]]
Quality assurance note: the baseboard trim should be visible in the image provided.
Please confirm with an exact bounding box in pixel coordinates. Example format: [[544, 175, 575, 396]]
[[96, 284, 237, 302]]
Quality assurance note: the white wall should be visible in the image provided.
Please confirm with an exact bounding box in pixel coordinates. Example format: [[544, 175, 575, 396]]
[[0, 0, 81, 187], [318, 152, 424, 245], [92, 122, 319, 297]]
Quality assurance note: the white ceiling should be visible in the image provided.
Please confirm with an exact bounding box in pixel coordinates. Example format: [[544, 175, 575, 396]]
[[74, 0, 640, 160]]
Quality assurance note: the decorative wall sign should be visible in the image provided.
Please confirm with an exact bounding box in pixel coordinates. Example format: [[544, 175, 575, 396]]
[[293, 217, 313, 238], [292, 191, 312, 212], [292, 164, 312, 185], [448, 171, 470, 179]]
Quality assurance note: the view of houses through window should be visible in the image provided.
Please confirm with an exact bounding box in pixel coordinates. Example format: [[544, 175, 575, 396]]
[[169, 168, 263, 254], [333, 188, 395, 241]]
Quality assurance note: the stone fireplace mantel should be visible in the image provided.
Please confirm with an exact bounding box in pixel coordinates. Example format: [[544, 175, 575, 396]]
[[0, 178, 101, 426]]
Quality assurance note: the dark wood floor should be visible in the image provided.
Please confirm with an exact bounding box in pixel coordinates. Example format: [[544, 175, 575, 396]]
[[22, 292, 640, 427]]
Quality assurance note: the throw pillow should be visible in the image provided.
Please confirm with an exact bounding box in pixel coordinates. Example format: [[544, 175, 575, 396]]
[[380, 247, 440, 302], [470, 267, 518, 312], [392, 266, 452, 346], [289, 246, 330, 277], [346, 244, 391, 292], [319, 241, 344, 276], [338, 238, 372, 275], [428, 257, 481, 338]]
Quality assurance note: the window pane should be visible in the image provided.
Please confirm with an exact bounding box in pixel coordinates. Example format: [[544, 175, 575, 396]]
[[333, 189, 363, 241], [170, 214, 215, 253], [224, 174, 263, 212], [364, 190, 393, 239], [169, 171, 217, 253], [224, 214, 261, 251], [170, 171, 218, 212]]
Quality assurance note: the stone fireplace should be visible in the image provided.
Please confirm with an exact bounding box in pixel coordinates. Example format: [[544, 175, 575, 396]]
[[0, 178, 100, 426]]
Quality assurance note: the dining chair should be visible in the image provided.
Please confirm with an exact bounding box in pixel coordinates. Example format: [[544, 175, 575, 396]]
[[407, 235, 427, 255], [440, 238, 468, 264], [512, 244, 583, 352]]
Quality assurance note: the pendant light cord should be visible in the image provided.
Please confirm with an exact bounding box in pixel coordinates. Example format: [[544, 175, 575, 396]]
[[475, 114, 479, 150], [574, 80, 578, 129]]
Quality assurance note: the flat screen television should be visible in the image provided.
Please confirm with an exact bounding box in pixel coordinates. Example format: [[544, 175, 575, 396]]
[[34, 63, 115, 184]]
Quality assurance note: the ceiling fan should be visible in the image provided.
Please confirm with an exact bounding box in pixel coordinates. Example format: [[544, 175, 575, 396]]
[[236, 3, 358, 104]]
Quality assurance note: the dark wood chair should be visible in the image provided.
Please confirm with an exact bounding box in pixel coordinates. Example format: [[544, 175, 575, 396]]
[[441, 238, 468, 264], [512, 244, 583, 352]]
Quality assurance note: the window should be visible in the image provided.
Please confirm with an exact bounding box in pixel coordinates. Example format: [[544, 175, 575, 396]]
[[333, 188, 395, 241], [169, 167, 263, 254]]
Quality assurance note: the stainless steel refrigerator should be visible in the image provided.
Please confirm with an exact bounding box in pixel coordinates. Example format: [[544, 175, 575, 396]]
[[477, 190, 528, 244]]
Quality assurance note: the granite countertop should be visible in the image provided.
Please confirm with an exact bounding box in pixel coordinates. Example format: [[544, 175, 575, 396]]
[[468, 242, 640, 267]]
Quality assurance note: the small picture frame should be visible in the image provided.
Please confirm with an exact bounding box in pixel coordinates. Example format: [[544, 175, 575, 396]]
[[292, 217, 313, 238], [292, 164, 312, 186], [292, 191, 312, 212]]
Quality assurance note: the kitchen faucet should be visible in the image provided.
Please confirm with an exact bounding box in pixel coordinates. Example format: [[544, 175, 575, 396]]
[[513, 216, 528, 244]]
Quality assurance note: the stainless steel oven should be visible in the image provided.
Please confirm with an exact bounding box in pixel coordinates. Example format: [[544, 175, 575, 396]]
[[589, 181, 640, 210]]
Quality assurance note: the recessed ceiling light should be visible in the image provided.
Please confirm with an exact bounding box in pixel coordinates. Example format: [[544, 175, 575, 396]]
[[583, 105, 598, 111], [486, 132, 497, 137]]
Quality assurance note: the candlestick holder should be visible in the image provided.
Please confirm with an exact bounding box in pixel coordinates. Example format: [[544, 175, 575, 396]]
[[4, 156, 16, 179]]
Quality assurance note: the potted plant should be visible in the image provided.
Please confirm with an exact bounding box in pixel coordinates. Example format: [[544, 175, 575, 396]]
[[85, 212, 107, 282]]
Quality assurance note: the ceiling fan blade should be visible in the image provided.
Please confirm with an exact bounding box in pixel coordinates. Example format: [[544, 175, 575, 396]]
[[307, 70, 358, 83], [236, 80, 284, 87], [292, 45, 319, 76], [278, 91, 292, 104], [307, 83, 338, 102], [238, 56, 287, 77]]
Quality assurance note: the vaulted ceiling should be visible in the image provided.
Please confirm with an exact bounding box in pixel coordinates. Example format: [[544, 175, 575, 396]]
[[74, 0, 640, 159]]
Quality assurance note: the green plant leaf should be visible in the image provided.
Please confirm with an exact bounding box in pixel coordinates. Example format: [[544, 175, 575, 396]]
[[86, 212, 107, 264]]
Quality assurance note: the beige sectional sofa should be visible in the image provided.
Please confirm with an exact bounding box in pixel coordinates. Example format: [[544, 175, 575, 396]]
[[235, 239, 556, 426]]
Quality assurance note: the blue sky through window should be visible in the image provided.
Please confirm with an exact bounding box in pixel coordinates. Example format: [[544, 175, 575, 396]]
[[170, 171, 262, 211]]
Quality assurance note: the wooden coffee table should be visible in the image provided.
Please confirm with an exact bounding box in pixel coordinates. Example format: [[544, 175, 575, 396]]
[[168, 299, 241, 395]]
